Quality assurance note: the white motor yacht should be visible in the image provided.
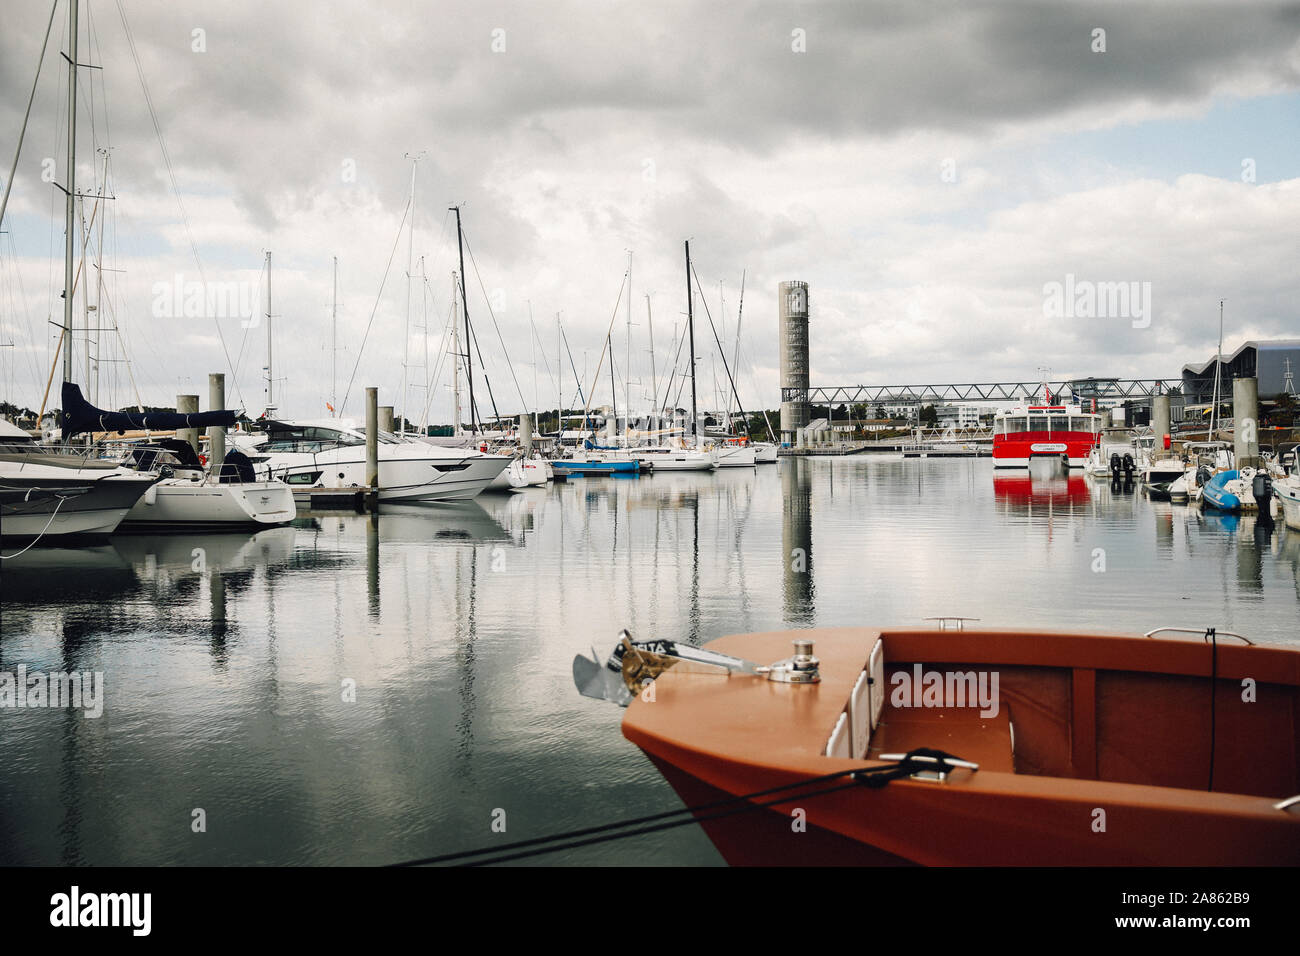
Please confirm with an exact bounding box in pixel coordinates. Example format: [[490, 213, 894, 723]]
[[0, 421, 156, 541], [232, 419, 509, 501]]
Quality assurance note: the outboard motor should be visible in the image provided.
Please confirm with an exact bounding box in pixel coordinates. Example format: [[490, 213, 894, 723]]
[[1196, 465, 1213, 490], [1122, 452, 1135, 480], [1253, 472, 1274, 523], [1109, 452, 1122, 480]]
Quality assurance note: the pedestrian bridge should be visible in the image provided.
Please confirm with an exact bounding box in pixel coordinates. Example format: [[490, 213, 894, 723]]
[[804, 378, 1181, 406]]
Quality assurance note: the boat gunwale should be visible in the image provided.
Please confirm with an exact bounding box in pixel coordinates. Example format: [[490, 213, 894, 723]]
[[620, 625, 1300, 821]]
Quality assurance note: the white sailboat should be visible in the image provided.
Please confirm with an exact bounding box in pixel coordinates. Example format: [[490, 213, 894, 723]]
[[116, 438, 295, 531], [1, 4, 156, 544]]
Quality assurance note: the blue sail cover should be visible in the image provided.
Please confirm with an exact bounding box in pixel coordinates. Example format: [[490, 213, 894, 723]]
[[61, 382, 237, 437]]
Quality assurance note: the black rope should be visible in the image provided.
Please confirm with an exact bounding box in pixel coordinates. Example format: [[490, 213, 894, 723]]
[[387, 748, 969, 867]]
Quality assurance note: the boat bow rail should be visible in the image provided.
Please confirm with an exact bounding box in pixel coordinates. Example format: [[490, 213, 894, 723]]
[[572, 630, 823, 707], [1143, 626, 1254, 645]]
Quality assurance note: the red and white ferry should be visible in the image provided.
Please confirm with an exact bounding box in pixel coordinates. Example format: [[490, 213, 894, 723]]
[[992, 403, 1101, 469]]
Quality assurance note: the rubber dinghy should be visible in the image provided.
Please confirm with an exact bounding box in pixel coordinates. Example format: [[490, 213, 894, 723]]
[[575, 625, 1300, 865], [1201, 468, 1265, 514]]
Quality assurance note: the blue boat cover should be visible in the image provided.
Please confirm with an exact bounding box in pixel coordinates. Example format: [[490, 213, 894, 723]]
[[62, 382, 237, 437]]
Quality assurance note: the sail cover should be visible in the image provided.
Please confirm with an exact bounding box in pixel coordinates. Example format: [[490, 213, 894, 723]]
[[61, 382, 237, 437]]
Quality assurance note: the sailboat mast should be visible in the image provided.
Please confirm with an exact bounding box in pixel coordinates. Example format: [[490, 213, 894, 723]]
[[420, 255, 428, 432], [732, 271, 745, 432], [609, 332, 618, 432], [402, 157, 420, 433], [451, 205, 475, 433], [1210, 299, 1223, 440], [646, 294, 656, 430], [331, 255, 337, 415], [265, 250, 273, 408], [557, 311, 562, 442], [685, 240, 697, 445], [625, 250, 632, 436], [528, 300, 537, 417], [62, 0, 79, 388], [452, 272, 461, 437]]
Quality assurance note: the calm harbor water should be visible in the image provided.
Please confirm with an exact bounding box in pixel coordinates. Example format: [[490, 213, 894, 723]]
[[3, 457, 1298, 866]]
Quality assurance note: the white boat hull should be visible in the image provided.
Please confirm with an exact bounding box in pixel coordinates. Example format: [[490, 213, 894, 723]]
[[1275, 481, 1300, 531], [248, 447, 510, 501], [520, 459, 549, 486], [121, 478, 296, 529], [0, 465, 155, 540], [630, 449, 717, 471], [714, 445, 757, 467]]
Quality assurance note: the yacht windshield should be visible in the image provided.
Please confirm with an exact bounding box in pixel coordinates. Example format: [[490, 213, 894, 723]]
[[261, 425, 365, 453]]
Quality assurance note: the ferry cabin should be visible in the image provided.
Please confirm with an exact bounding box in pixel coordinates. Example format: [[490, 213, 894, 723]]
[[992, 405, 1101, 469]]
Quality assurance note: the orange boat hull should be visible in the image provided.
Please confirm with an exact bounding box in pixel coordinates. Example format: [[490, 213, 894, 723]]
[[622, 627, 1300, 866]]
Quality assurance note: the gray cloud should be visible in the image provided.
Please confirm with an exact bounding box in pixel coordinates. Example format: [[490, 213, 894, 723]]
[[2, 2, 1298, 418]]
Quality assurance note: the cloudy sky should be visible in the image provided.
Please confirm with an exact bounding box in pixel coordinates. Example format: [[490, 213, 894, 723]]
[[1, 0, 1298, 423]]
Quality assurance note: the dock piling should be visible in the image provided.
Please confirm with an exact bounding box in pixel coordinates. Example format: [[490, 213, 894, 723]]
[[1233, 376, 1260, 468], [176, 394, 200, 454], [365, 387, 379, 505], [519, 414, 533, 457], [208, 374, 226, 471], [1152, 394, 1171, 453]]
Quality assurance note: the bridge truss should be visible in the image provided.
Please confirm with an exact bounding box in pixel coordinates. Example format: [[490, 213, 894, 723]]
[[803, 379, 1183, 407]]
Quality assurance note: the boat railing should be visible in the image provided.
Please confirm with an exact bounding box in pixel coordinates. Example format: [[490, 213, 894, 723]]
[[12, 441, 132, 467], [923, 616, 981, 631], [1143, 626, 1253, 646]]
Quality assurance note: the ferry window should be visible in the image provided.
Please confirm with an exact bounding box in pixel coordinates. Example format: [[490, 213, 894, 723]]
[[1005, 417, 1029, 433], [1050, 415, 1070, 431]]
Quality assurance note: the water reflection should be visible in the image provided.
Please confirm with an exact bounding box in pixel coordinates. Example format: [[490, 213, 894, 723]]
[[3, 458, 1299, 867], [782, 460, 814, 625], [991, 473, 1091, 513]]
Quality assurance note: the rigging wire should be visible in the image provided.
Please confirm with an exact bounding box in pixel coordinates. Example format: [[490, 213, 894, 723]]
[[114, 0, 245, 409], [338, 196, 411, 418], [460, 229, 530, 416], [0, 0, 58, 235], [689, 260, 748, 432], [419, 288, 458, 430]]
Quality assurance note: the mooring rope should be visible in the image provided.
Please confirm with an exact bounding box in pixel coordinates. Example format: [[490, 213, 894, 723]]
[[388, 748, 969, 867]]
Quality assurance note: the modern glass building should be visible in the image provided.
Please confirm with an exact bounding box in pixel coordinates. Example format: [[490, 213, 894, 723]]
[[1181, 339, 1300, 403]]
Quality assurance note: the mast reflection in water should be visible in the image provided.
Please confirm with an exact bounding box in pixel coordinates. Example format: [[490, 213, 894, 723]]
[[2, 459, 1298, 865]]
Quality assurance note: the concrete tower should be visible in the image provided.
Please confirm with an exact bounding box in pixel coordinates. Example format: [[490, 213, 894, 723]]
[[779, 280, 810, 445]]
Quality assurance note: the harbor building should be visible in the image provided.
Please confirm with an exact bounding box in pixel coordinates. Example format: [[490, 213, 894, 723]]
[[1181, 339, 1300, 403], [935, 404, 983, 429]]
